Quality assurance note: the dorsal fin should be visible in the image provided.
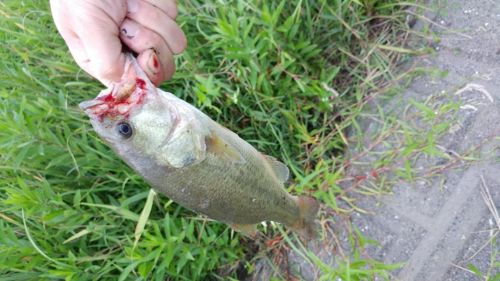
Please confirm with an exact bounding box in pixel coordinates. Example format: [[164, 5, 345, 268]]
[[264, 155, 289, 183]]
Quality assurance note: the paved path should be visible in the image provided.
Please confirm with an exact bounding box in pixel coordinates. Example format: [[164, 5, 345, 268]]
[[252, 0, 499, 280], [350, 0, 500, 279], [368, 0, 500, 281]]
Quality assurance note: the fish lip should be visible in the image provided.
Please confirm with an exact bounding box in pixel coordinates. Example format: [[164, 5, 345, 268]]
[[79, 99, 104, 112], [79, 84, 116, 113]]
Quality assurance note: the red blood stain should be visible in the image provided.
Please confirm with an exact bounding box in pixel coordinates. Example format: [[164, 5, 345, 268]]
[[90, 79, 147, 121], [153, 56, 159, 68], [136, 78, 146, 89], [97, 91, 115, 103]]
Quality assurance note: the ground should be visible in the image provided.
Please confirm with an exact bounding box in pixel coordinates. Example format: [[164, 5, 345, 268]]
[[252, 0, 500, 280]]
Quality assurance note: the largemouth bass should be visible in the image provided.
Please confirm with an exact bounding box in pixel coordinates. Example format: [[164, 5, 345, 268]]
[[80, 56, 319, 238]]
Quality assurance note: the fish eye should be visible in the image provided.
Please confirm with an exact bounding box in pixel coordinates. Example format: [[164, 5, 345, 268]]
[[117, 122, 133, 139]]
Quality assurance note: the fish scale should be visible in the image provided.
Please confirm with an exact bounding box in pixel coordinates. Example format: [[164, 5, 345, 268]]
[[154, 139, 300, 225]]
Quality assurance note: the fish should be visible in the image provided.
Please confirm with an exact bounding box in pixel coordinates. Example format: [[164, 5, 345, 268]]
[[79, 55, 320, 238]]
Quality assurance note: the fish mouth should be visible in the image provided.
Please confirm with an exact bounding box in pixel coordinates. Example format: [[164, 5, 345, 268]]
[[80, 54, 152, 121], [79, 80, 148, 121], [79, 98, 105, 111]]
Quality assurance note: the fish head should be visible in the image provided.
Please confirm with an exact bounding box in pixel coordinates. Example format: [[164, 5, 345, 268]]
[[79, 56, 179, 166]]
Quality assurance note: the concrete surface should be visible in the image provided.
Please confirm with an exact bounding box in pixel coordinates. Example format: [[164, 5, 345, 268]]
[[353, 0, 500, 279], [252, 0, 500, 280]]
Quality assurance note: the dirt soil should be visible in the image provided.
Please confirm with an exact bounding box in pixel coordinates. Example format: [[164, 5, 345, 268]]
[[251, 0, 500, 280]]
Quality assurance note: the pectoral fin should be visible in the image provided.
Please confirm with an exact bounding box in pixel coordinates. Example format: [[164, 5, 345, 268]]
[[264, 155, 290, 183], [205, 134, 245, 164]]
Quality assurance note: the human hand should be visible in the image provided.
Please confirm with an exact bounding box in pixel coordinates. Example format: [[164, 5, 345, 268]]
[[50, 0, 186, 86]]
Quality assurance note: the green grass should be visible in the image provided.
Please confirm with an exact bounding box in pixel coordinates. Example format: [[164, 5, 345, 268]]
[[0, 0, 428, 280]]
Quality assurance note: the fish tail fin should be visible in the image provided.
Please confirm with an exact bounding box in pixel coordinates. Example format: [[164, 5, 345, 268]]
[[290, 196, 320, 239]]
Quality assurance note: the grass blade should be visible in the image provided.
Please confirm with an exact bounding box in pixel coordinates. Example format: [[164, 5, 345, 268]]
[[133, 188, 156, 249]]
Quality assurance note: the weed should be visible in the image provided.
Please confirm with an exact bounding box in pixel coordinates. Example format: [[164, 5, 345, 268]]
[[0, 0, 425, 280]]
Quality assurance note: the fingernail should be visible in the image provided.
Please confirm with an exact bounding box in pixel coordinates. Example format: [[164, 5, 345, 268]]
[[147, 50, 160, 74], [127, 0, 139, 13], [121, 21, 138, 39]]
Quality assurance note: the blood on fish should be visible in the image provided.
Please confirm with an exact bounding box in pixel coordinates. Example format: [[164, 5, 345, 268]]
[[89, 79, 148, 121], [136, 78, 146, 89], [98, 92, 115, 102]]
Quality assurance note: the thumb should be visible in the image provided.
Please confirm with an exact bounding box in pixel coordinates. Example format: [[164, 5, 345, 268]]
[[136, 49, 166, 86]]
